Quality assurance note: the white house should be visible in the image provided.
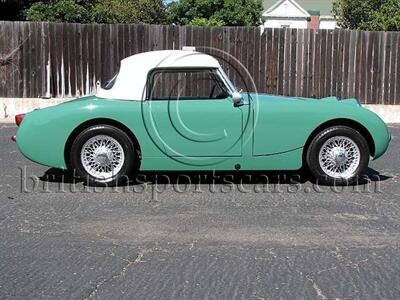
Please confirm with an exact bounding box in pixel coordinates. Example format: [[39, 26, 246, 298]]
[[320, 16, 337, 30], [262, 0, 337, 29], [263, 0, 310, 29]]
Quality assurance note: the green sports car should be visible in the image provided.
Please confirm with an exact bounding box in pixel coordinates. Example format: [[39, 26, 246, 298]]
[[13, 50, 391, 186]]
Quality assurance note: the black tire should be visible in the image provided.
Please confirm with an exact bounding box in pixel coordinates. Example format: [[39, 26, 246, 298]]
[[306, 126, 370, 186], [70, 125, 138, 186]]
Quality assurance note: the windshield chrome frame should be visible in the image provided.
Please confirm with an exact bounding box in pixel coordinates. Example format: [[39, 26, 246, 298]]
[[217, 67, 237, 96]]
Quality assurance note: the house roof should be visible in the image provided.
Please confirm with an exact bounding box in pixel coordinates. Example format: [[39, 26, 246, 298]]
[[263, 0, 333, 16], [263, 0, 310, 18]]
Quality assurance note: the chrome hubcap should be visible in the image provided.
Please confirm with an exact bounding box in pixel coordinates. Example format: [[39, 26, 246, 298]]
[[81, 135, 125, 180], [319, 136, 361, 179]]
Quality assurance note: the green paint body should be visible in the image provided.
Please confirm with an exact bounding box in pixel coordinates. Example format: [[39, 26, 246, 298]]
[[16, 93, 391, 171]]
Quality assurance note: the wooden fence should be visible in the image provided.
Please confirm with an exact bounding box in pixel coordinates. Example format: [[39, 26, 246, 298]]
[[0, 21, 399, 104]]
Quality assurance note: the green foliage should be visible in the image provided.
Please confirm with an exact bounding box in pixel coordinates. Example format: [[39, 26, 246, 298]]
[[25, 2, 53, 22], [91, 0, 139, 23], [25, 0, 167, 24], [23, 0, 262, 26], [92, 0, 167, 24], [135, 0, 168, 24], [168, 0, 263, 26], [189, 17, 225, 27], [25, 0, 91, 23], [333, 0, 400, 31]]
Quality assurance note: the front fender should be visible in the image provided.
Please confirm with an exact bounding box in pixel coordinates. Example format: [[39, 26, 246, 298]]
[[252, 96, 391, 158], [361, 108, 391, 160]]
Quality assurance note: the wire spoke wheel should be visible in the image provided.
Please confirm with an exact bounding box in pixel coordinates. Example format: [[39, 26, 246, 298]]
[[80, 135, 125, 180], [318, 136, 361, 179]]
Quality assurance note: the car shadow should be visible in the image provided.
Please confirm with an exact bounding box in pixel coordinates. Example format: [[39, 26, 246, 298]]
[[364, 167, 392, 182], [39, 168, 80, 184], [39, 167, 391, 187]]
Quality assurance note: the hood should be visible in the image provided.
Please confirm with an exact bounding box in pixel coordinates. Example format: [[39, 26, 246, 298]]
[[246, 93, 361, 107]]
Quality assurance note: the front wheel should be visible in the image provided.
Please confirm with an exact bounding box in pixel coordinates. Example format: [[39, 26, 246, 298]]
[[70, 125, 138, 186], [306, 126, 370, 185]]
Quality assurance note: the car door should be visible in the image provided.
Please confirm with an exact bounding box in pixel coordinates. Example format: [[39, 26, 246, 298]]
[[142, 68, 243, 157]]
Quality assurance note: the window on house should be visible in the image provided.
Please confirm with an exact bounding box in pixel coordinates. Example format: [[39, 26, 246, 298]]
[[148, 69, 230, 101]]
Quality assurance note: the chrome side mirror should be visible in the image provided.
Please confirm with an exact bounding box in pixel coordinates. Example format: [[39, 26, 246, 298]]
[[232, 91, 244, 107]]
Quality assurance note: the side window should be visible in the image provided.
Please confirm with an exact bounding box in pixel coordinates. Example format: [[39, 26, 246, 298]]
[[149, 69, 229, 100]]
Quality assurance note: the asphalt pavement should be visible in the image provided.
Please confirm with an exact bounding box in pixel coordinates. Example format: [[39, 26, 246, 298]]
[[0, 124, 399, 299]]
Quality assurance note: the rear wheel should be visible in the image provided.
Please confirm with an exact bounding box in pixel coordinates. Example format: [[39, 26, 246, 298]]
[[306, 126, 370, 185], [70, 125, 138, 186]]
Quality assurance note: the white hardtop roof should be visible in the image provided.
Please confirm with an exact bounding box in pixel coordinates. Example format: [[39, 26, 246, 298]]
[[122, 50, 220, 69], [96, 50, 222, 101]]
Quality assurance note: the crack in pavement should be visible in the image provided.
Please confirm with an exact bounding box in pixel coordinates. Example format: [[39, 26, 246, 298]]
[[305, 274, 328, 300], [331, 247, 369, 273], [82, 249, 147, 300], [296, 269, 329, 300], [81, 228, 178, 299], [299, 267, 360, 300]]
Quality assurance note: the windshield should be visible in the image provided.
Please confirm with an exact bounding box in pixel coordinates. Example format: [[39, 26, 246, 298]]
[[102, 72, 119, 90]]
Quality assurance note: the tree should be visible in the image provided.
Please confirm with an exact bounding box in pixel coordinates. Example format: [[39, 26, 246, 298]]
[[91, 0, 137, 23], [189, 17, 225, 27], [333, 0, 400, 31], [92, 0, 167, 24], [135, 0, 168, 24], [168, 0, 263, 26], [24, 0, 167, 24], [25, 0, 91, 23]]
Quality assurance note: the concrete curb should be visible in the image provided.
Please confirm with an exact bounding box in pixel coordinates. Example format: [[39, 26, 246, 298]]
[[363, 105, 400, 124], [0, 97, 399, 124], [1, 98, 72, 123]]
